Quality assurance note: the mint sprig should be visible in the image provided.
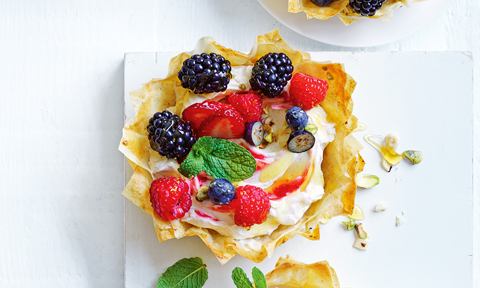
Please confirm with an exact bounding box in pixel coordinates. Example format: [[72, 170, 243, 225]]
[[232, 267, 267, 288], [157, 257, 208, 288], [178, 137, 256, 182], [232, 267, 254, 288], [251, 267, 267, 288], [156, 257, 267, 288]]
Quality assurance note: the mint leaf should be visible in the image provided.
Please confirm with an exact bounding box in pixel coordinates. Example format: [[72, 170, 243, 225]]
[[178, 152, 204, 179], [157, 257, 208, 288], [232, 267, 254, 288], [252, 267, 267, 288], [193, 136, 214, 156], [202, 139, 256, 182]]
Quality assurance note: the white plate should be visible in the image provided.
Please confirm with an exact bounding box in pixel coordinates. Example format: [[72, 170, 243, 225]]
[[124, 52, 473, 287], [258, 0, 454, 47]]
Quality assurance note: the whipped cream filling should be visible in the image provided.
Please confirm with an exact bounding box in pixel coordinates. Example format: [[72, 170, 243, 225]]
[[151, 66, 336, 241]]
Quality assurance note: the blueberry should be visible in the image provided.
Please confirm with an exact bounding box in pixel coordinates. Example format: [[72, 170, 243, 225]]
[[287, 130, 315, 153], [208, 179, 235, 205], [286, 106, 309, 130], [311, 0, 332, 6]]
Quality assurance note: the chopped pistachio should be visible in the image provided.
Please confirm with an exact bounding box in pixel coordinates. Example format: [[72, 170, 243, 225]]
[[322, 66, 328, 71], [196, 186, 209, 202], [258, 141, 269, 149], [355, 223, 368, 239], [353, 223, 371, 250], [239, 84, 246, 90], [264, 133, 273, 143], [327, 72, 333, 80], [374, 202, 389, 212], [342, 219, 356, 230], [403, 150, 424, 164], [305, 124, 318, 135], [396, 216, 406, 226], [262, 107, 269, 114], [355, 174, 380, 189]]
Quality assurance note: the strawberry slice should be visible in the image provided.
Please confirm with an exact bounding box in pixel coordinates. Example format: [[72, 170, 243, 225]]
[[198, 107, 245, 139], [289, 73, 329, 111], [227, 91, 263, 123], [182, 100, 229, 134]]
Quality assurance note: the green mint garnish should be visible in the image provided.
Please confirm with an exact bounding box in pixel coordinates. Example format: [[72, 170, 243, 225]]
[[178, 152, 204, 179], [252, 267, 267, 288], [194, 136, 214, 156], [178, 137, 256, 182], [157, 257, 208, 288], [232, 267, 254, 288]]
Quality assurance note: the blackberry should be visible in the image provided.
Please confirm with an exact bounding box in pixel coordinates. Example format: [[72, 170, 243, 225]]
[[250, 52, 294, 98], [349, 0, 386, 16], [311, 0, 333, 7], [177, 52, 232, 94], [147, 110, 196, 159]]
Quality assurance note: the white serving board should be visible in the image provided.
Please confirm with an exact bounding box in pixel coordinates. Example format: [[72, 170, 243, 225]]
[[124, 52, 473, 288]]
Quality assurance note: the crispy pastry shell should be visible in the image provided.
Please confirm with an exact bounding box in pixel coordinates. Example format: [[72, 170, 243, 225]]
[[288, 0, 426, 25], [119, 29, 364, 264]]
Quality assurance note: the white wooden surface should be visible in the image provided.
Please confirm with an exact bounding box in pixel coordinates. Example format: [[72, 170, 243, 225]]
[[125, 52, 473, 288], [0, 0, 479, 287]]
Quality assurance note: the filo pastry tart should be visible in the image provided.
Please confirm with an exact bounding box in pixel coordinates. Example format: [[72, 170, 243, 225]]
[[288, 0, 426, 25], [119, 29, 364, 264]]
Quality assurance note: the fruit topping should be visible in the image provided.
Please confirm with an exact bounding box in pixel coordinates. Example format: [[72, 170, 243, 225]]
[[250, 53, 293, 98], [233, 185, 270, 228], [289, 73, 328, 110], [245, 121, 264, 146], [349, 0, 386, 16], [285, 106, 308, 130], [197, 106, 245, 139], [181, 100, 229, 133], [227, 92, 263, 123], [311, 0, 333, 6], [178, 53, 232, 94], [208, 178, 236, 205], [286, 130, 315, 153], [147, 110, 196, 159], [150, 177, 192, 221]]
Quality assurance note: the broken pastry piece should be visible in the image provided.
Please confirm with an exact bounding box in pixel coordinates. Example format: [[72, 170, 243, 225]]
[[264, 256, 341, 288]]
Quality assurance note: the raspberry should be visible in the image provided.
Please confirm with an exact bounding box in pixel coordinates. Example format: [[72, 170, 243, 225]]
[[150, 177, 192, 221], [233, 185, 270, 228], [289, 73, 329, 111], [227, 92, 263, 123]]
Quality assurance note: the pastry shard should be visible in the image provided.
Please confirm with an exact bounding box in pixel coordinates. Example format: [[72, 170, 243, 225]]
[[119, 29, 364, 264], [288, 0, 426, 25], [264, 256, 340, 288]]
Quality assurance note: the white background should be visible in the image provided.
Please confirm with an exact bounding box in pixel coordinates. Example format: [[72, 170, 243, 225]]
[[0, 0, 478, 287]]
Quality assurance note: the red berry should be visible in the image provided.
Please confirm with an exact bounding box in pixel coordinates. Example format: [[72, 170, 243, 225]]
[[227, 92, 263, 123], [289, 73, 329, 111], [150, 177, 192, 221], [182, 100, 230, 134], [197, 106, 245, 139], [233, 185, 270, 228]]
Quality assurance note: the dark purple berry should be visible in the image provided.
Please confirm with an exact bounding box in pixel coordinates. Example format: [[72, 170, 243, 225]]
[[250, 53, 293, 98], [178, 53, 232, 94]]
